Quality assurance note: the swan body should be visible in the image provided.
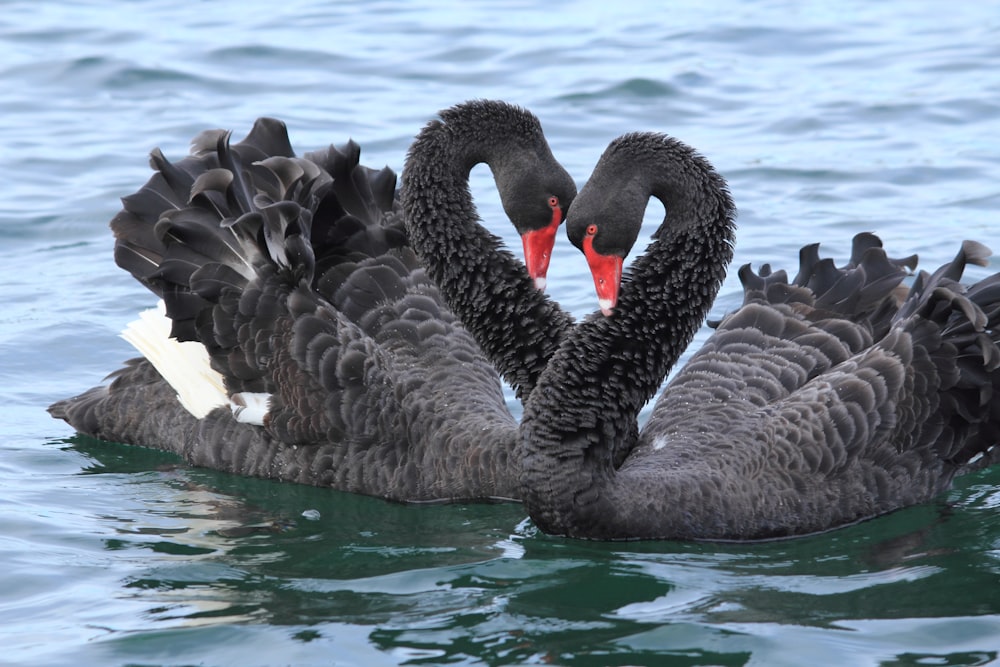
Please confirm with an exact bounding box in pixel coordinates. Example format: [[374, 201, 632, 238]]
[[520, 132, 1000, 540], [50, 100, 577, 503]]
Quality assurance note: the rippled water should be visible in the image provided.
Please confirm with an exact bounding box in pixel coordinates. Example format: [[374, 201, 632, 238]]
[[3, 1, 1000, 665]]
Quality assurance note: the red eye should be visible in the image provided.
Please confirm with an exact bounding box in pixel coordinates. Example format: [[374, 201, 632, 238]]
[[586, 224, 598, 236], [547, 196, 559, 208]]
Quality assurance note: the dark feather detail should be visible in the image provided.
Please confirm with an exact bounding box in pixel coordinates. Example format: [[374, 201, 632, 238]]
[[52, 102, 578, 503], [522, 131, 1000, 541]]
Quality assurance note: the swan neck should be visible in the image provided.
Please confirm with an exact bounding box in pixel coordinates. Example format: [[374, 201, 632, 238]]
[[521, 136, 736, 538], [400, 107, 573, 401]]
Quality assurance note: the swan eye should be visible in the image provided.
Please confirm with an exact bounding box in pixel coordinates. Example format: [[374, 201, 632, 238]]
[[586, 224, 598, 236], [547, 195, 559, 209]]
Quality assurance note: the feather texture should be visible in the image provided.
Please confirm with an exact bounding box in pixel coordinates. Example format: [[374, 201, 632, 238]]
[[50, 102, 578, 502], [521, 132, 1000, 540]]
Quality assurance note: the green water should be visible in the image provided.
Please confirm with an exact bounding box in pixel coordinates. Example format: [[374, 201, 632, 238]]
[[21, 438, 1000, 666]]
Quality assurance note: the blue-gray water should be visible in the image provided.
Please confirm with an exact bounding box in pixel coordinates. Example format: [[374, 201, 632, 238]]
[[3, 1, 1000, 665]]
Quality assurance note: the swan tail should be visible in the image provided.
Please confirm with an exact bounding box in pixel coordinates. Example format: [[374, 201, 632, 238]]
[[108, 117, 409, 393], [726, 232, 916, 333], [890, 241, 1000, 469], [111, 118, 298, 342], [147, 124, 434, 449]]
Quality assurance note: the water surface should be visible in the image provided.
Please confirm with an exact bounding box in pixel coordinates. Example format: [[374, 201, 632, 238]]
[[2, 1, 1000, 665]]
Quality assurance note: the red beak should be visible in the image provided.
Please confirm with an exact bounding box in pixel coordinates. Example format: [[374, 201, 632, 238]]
[[520, 215, 561, 291], [582, 236, 623, 316]]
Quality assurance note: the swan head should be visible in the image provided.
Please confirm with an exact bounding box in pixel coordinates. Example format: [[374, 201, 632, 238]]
[[565, 153, 646, 316], [417, 99, 578, 291], [484, 113, 576, 291], [500, 168, 576, 291]]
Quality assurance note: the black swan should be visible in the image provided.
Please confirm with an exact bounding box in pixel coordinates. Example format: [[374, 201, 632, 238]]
[[49, 100, 577, 502], [519, 132, 1000, 540]]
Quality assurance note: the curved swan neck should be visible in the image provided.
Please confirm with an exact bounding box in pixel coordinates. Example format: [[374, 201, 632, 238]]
[[521, 133, 736, 538], [400, 101, 574, 400]]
